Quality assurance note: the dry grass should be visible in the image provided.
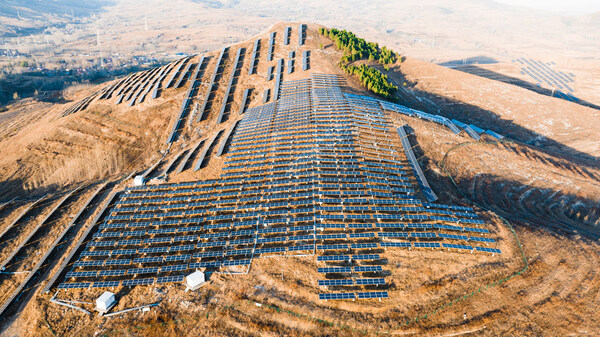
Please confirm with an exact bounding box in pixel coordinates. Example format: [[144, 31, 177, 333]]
[[0, 22, 598, 337]]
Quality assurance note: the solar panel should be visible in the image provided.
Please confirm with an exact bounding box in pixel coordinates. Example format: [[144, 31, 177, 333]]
[[317, 244, 349, 251], [58, 282, 91, 289], [475, 247, 501, 254], [128, 267, 159, 275], [351, 243, 378, 249], [288, 244, 314, 252], [352, 254, 380, 260], [223, 259, 251, 266], [317, 267, 352, 273], [165, 254, 192, 262], [161, 264, 188, 272], [356, 291, 388, 299], [355, 278, 385, 285], [66, 271, 97, 278], [469, 236, 495, 243], [442, 243, 473, 250], [98, 270, 127, 277], [92, 281, 121, 288], [123, 278, 155, 286], [317, 255, 351, 262], [255, 247, 286, 254], [134, 256, 164, 264], [318, 279, 353, 286], [413, 242, 441, 248], [354, 266, 382, 272], [319, 293, 355, 300]]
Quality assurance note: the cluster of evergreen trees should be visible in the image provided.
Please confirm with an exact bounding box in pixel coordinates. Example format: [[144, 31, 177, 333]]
[[339, 63, 398, 100], [318, 28, 397, 65], [319, 27, 399, 100]]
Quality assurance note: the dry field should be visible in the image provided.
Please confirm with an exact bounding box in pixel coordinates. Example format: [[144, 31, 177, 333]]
[[0, 20, 598, 337]]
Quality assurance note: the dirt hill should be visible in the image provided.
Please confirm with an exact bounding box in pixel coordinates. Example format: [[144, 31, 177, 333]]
[[0, 22, 598, 336]]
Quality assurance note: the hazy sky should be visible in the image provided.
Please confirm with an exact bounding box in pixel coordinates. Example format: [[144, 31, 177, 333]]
[[495, 0, 600, 16]]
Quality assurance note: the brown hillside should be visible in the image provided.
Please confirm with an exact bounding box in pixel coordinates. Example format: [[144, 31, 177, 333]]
[[0, 22, 598, 337]]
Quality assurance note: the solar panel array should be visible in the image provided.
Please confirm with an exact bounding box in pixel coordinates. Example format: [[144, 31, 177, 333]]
[[57, 73, 500, 293], [248, 39, 260, 76], [173, 61, 195, 89], [284, 26, 291, 45], [239, 88, 251, 115], [266, 66, 274, 82], [514, 58, 578, 103], [136, 63, 175, 105], [217, 48, 244, 124], [267, 32, 276, 62], [61, 88, 105, 117], [151, 60, 180, 99], [216, 120, 240, 156], [450, 119, 480, 140], [193, 130, 224, 171], [273, 59, 284, 101], [167, 56, 207, 144], [302, 50, 310, 71], [176, 140, 205, 174], [396, 125, 437, 202], [165, 57, 191, 88], [298, 24, 306, 46], [197, 47, 228, 122], [126, 65, 169, 107], [110, 61, 178, 107]]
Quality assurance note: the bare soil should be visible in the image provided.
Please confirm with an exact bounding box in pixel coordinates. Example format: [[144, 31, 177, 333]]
[[0, 22, 598, 337]]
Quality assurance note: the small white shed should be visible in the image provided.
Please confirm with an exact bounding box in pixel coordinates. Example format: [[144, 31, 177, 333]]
[[95, 291, 116, 313], [186, 271, 206, 291], [133, 175, 145, 186]]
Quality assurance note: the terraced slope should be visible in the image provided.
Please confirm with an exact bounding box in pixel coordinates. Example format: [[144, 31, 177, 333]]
[[0, 22, 598, 337]]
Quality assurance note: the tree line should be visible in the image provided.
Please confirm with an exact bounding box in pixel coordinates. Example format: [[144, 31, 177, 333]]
[[339, 63, 398, 100], [318, 28, 397, 66], [319, 27, 399, 100]]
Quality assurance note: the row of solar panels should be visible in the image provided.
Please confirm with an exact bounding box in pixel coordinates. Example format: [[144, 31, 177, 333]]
[[396, 125, 438, 202], [114, 195, 478, 214], [318, 278, 385, 286], [89, 230, 494, 249], [517, 58, 574, 93], [217, 48, 244, 124], [231, 132, 358, 146], [224, 157, 407, 171], [105, 203, 483, 224], [98, 220, 489, 238], [197, 47, 228, 123], [234, 117, 390, 137], [83, 237, 497, 259], [248, 39, 260, 76], [318, 265, 383, 273], [123, 174, 412, 195], [166, 55, 206, 143], [352, 90, 505, 142], [83, 243, 297, 260], [267, 32, 276, 61], [233, 126, 356, 140], [115, 198, 447, 215], [302, 50, 310, 71], [105, 204, 494, 225], [319, 292, 388, 300], [125, 179, 475, 214]]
